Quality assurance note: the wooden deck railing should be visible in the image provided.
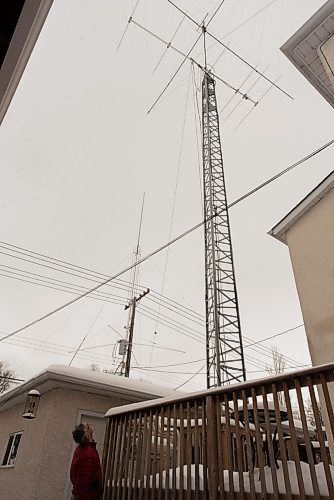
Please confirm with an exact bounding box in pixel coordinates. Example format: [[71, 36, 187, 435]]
[[102, 363, 334, 499]]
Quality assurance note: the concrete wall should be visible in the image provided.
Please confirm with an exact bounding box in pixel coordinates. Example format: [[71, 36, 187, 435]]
[[0, 387, 128, 500]]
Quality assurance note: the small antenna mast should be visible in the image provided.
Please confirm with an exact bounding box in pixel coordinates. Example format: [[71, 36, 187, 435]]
[[115, 194, 150, 377]]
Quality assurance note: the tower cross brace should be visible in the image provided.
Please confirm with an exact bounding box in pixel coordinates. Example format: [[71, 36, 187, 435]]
[[202, 71, 246, 388]]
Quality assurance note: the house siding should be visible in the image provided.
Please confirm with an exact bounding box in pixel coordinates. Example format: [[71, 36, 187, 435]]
[[0, 386, 131, 500]]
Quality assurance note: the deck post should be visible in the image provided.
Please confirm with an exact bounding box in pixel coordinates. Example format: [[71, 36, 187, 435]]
[[206, 395, 219, 499]]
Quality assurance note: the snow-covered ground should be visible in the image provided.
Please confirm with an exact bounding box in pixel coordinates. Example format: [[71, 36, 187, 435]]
[[147, 461, 334, 496]]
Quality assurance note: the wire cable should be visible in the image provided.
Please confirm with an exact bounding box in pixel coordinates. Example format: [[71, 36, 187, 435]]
[[174, 362, 206, 389], [1, 140, 333, 342]]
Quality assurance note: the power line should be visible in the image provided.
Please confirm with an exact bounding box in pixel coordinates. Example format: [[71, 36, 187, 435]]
[[0, 242, 205, 323], [147, 65, 192, 375], [174, 362, 206, 389], [244, 324, 304, 348], [1, 138, 332, 342], [206, 0, 226, 27], [219, 0, 278, 39], [0, 258, 308, 367]]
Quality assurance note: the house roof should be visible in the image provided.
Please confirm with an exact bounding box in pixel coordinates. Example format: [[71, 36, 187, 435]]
[[280, 0, 334, 108], [269, 170, 334, 244], [0, 0, 53, 126], [0, 364, 180, 414]]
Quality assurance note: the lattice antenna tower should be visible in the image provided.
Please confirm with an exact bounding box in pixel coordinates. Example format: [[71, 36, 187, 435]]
[[201, 25, 246, 388], [118, 1, 292, 388]]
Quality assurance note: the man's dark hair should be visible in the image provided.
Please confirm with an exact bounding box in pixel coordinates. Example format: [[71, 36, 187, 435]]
[[72, 424, 85, 444]]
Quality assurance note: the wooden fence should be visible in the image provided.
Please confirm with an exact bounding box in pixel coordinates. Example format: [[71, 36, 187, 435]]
[[102, 362, 334, 499]]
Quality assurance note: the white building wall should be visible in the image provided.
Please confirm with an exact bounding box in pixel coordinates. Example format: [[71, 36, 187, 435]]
[[0, 387, 128, 500], [285, 188, 334, 459]]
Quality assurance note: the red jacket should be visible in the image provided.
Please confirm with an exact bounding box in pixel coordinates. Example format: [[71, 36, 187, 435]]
[[70, 442, 102, 500]]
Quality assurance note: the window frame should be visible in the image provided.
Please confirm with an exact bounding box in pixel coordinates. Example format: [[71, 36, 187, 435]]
[[1, 431, 23, 467]]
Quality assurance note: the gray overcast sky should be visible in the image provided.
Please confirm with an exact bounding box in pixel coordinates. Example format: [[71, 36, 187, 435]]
[[0, 0, 333, 391]]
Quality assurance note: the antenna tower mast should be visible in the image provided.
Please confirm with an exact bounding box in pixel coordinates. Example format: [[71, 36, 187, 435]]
[[202, 28, 246, 388]]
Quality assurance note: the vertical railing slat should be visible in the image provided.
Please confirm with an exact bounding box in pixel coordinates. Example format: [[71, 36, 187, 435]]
[[282, 382, 306, 499], [186, 401, 192, 500], [120, 415, 132, 500], [207, 395, 218, 500], [172, 403, 178, 497], [111, 416, 123, 500], [215, 395, 225, 500], [320, 373, 334, 451], [133, 412, 143, 500], [295, 378, 320, 499], [201, 397, 208, 498], [241, 389, 256, 499], [261, 386, 280, 499], [272, 384, 292, 499], [232, 392, 245, 497], [178, 402, 185, 499], [250, 388, 267, 500], [128, 413, 137, 499], [151, 408, 159, 496], [194, 399, 200, 500], [223, 393, 234, 497], [158, 407, 164, 500], [165, 406, 171, 500], [307, 376, 334, 497], [139, 412, 148, 500], [105, 417, 116, 500]]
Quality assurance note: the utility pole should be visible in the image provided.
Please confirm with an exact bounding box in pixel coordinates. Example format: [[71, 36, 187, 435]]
[[202, 28, 246, 388], [122, 288, 150, 377]]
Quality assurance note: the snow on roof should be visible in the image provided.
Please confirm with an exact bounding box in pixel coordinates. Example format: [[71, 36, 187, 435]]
[[269, 170, 334, 244], [41, 364, 178, 397], [0, 364, 181, 413]]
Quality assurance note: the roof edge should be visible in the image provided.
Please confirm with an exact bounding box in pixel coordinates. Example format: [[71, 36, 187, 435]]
[[269, 170, 334, 244], [0, 0, 54, 126]]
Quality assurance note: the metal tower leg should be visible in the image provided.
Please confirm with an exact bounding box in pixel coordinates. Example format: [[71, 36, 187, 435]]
[[202, 71, 246, 388]]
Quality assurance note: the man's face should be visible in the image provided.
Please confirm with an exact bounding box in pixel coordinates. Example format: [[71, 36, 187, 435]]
[[84, 423, 93, 441]]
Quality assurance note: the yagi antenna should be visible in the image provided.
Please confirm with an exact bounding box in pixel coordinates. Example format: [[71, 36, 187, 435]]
[[222, 66, 269, 121], [129, 18, 258, 113], [117, 0, 141, 50], [235, 75, 282, 130], [219, 65, 259, 116], [152, 14, 186, 75], [167, 0, 293, 100]]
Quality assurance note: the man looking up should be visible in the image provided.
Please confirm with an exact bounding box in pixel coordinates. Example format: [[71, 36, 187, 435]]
[[70, 423, 102, 500]]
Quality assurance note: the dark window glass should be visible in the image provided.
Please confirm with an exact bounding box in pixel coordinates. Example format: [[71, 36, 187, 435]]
[[2, 435, 14, 465], [2, 432, 22, 466]]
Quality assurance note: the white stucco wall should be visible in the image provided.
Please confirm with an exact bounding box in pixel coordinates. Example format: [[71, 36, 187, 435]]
[[286, 188, 334, 366], [0, 387, 128, 500], [285, 187, 334, 459]]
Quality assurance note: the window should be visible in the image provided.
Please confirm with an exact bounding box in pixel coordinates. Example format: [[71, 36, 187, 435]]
[[2, 432, 22, 466]]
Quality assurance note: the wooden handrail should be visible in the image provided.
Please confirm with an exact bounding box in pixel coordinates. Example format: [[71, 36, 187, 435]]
[[102, 362, 334, 499], [105, 362, 334, 418]]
